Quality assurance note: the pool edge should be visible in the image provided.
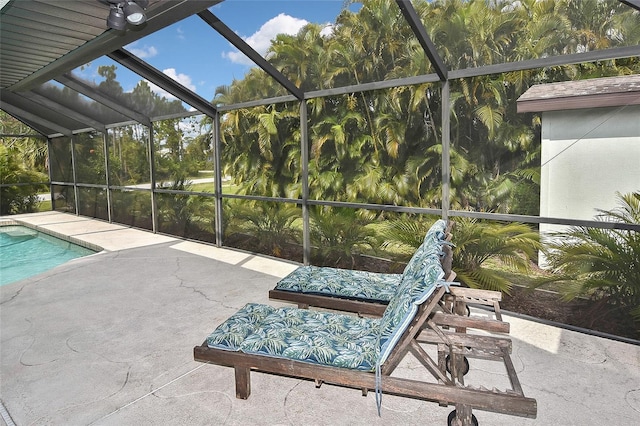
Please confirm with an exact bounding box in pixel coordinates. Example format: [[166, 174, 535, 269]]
[[0, 219, 105, 254]]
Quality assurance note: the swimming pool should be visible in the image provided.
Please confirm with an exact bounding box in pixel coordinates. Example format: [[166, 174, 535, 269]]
[[0, 225, 97, 286]]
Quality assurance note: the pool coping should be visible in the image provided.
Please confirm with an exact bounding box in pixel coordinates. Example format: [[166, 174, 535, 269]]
[[0, 218, 105, 253]]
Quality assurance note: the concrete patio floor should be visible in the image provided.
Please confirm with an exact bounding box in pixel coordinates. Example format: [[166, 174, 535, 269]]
[[1, 211, 639, 425]]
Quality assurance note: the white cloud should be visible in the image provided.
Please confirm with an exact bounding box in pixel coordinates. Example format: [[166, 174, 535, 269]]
[[222, 13, 308, 65], [164, 68, 196, 91], [125, 43, 158, 59], [320, 23, 334, 37], [146, 68, 197, 100]]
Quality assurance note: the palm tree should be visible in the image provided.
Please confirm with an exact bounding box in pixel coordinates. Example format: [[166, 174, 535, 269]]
[[380, 216, 541, 293], [309, 206, 378, 268], [379, 215, 438, 259], [268, 23, 333, 92], [538, 192, 640, 327], [208, 0, 640, 216], [452, 218, 541, 293], [0, 111, 48, 172], [225, 200, 300, 258]]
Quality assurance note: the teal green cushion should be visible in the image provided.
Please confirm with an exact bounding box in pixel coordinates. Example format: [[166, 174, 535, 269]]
[[424, 219, 448, 244], [377, 257, 444, 364], [205, 303, 276, 351], [274, 219, 448, 303], [274, 266, 312, 292], [207, 303, 380, 371], [275, 266, 401, 302], [401, 219, 447, 276]]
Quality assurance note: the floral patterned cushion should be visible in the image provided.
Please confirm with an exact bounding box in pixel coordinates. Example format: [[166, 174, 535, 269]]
[[424, 218, 448, 243], [377, 256, 445, 364], [274, 266, 312, 292], [274, 220, 448, 303], [207, 303, 380, 371], [205, 303, 276, 351], [275, 266, 401, 302], [402, 219, 447, 275]]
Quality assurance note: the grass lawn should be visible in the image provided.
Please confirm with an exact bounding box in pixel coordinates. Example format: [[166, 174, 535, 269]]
[[189, 181, 240, 194], [37, 199, 52, 212]]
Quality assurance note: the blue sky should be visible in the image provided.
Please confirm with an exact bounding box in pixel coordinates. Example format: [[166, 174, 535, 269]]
[[75, 1, 362, 106]]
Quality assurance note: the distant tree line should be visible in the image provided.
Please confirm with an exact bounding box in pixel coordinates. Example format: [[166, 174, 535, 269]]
[[212, 0, 640, 214]]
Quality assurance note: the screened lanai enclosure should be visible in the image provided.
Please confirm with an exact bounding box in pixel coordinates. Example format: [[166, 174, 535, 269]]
[[1, 1, 640, 334]]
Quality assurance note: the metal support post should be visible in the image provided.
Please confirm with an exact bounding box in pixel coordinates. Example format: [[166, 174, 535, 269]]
[[213, 112, 224, 247], [300, 101, 310, 265], [441, 80, 451, 221]]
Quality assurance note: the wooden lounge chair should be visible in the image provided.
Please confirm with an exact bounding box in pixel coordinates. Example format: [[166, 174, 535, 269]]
[[269, 220, 508, 334], [194, 225, 536, 425]]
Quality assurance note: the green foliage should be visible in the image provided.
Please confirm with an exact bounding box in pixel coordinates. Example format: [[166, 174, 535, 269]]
[[0, 112, 48, 174], [379, 216, 439, 258], [108, 125, 150, 186], [539, 192, 640, 327], [214, 0, 639, 213], [225, 201, 300, 257], [382, 215, 540, 293], [109, 189, 153, 228], [0, 144, 48, 215], [157, 178, 194, 230], [509, 179, 541, 216], [95, 66, 186, 118], [309, 206, 378, 267], [74, 132, 106, 185], [215, 103, 301, 199], [154, 117, 212, 185], [451, 218, 541, 293], [156, 181, 216, 239]]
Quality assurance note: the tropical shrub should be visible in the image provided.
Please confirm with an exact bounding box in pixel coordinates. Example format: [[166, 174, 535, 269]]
[[156, 179, 216, 241], [214, 0, 640, 214], [156, 178, 194, 230], [109, 189, 153, 230], [0, 144, 48, 215], [382, 216, 540, 293], [538, 192, 640, 328], [452, 218, 541, 293], [225, 201, 300, 258], [379, 215, 439, 259], [309, 206, 378, 268]]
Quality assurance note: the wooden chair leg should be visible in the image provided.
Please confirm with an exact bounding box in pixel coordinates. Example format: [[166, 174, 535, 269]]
[[235, 367, 251, 399], [449, 404, 476, 426]]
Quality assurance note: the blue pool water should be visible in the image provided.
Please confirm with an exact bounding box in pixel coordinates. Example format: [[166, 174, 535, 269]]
[[0, 225, 96, 286]]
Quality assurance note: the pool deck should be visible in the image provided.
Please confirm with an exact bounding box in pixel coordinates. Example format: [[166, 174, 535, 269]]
[[1, 211, 639, 425]]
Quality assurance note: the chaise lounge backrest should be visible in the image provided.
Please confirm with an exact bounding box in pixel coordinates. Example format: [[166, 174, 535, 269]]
[[377, 220, 448, 364]]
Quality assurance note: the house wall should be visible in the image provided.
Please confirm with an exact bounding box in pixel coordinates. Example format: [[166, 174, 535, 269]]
[[539, 105, 640, 264]]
